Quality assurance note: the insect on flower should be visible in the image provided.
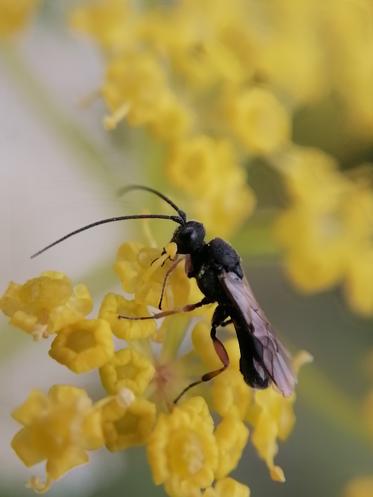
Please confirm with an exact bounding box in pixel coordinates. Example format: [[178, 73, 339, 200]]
[[32, 185, 295, 402]]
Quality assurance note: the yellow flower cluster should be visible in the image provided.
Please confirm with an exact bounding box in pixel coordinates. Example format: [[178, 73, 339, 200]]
[[0, 239, 304, 496], [274, 147, 373, 315], [0, 0, 39, 37], [69, 0, 373, 316]]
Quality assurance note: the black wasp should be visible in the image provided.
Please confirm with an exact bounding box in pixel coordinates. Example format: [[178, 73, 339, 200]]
[[32, 185, 295, 401]]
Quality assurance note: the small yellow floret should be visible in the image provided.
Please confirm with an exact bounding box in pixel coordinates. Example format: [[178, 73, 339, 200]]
[[115, 242, 192, 309], [0, 0, 39, 37], [203, 478, 250, 497], [100, 348, 155, 395], [103, 53, 168, 129], [215, 413, 249, 479], [99, 293, 156, 340], [11, 385, 104, 491], [249, 388, 296, 481], [101, 392, 156, 451], [49, 319, 114, 373], [147, 397, 218, 497], [212, 369, 253, 420], [226, 87, 290, 155], [0, 272, 92, 337], [71, 0, 136, 52]]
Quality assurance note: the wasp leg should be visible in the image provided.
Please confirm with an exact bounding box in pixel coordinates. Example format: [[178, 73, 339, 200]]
[[118, 296, 211, 321], [158, 257, 184, 310], [173, 305, 230, 404]]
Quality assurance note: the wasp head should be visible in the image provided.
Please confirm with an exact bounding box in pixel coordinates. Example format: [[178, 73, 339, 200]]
[[171, 221, 205, 254]]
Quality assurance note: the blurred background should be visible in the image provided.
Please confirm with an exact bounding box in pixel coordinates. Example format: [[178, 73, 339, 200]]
[[1, 1, 373, 497]]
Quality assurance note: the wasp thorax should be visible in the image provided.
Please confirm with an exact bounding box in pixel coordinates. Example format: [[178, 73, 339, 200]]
[[172, 221, 205, 254]]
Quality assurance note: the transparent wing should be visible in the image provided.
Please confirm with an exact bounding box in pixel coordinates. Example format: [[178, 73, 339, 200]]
[[219, 271, 296, 397]]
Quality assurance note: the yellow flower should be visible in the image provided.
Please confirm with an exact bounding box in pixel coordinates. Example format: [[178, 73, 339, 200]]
[[212, 369, 253, 421], [99, 293, 157, 340], [100, 348, 155, 395], [167, 136, 255, 237], [215, 413, 249, 479], [115, 242, 193, 309], [49, 319, 114, 373], [147, 397, 218, 497], [149, 92, 193, 142], [0, 272, 92, 338], [225, 87, 290, 155], [276, 147, 350, 211], [101, 390, 156, 451], [248, 348, 312, 483], [11, 385, 104, 492], [167, 136, 239, 196], [71, 0, 136, 53], [192, 183, 255, 239], [345, 248, 373, 315], [250, 388, 296, 482], [344, 477, 373, 497], [102, 53, 168, 129], [203, 478, 250, 497], [0, 0, 39, 37], [114, 241, 146, 294], [258, 19, 326, 104], [274, 148, 371, 295]]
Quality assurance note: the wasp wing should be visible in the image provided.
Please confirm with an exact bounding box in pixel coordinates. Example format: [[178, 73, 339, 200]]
[[219, 271, 295, 397]]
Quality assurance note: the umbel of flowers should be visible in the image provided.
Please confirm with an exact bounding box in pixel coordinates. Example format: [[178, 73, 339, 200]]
[[0, 239, 310, 496], [69, 0, 373, 316]]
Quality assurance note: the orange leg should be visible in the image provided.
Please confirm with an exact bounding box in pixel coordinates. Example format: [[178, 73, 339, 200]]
[[173, 305, 231, 403]]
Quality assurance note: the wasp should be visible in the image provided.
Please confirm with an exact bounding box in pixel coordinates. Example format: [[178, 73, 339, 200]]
[[32, 185, 295, 401]]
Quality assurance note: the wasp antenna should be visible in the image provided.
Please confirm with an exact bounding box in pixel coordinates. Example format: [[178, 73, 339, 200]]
[[118, 184, 187, 223], [31, 214, 183, 259]]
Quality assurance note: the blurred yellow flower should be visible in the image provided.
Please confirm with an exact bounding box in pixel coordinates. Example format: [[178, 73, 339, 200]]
[[167, 136, 255, 236], [0, 0, 39, 37], [344, 477, 373, 497], [345, 247, 373, 316], [225, 87, 290, 155], [71, 0, 136, 53], [11, 385, 103, 492], [275, 147, 373, 314], [49, 319, 114, 373], [0, 272, 92, 338], [103, 53, 169, 130]]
